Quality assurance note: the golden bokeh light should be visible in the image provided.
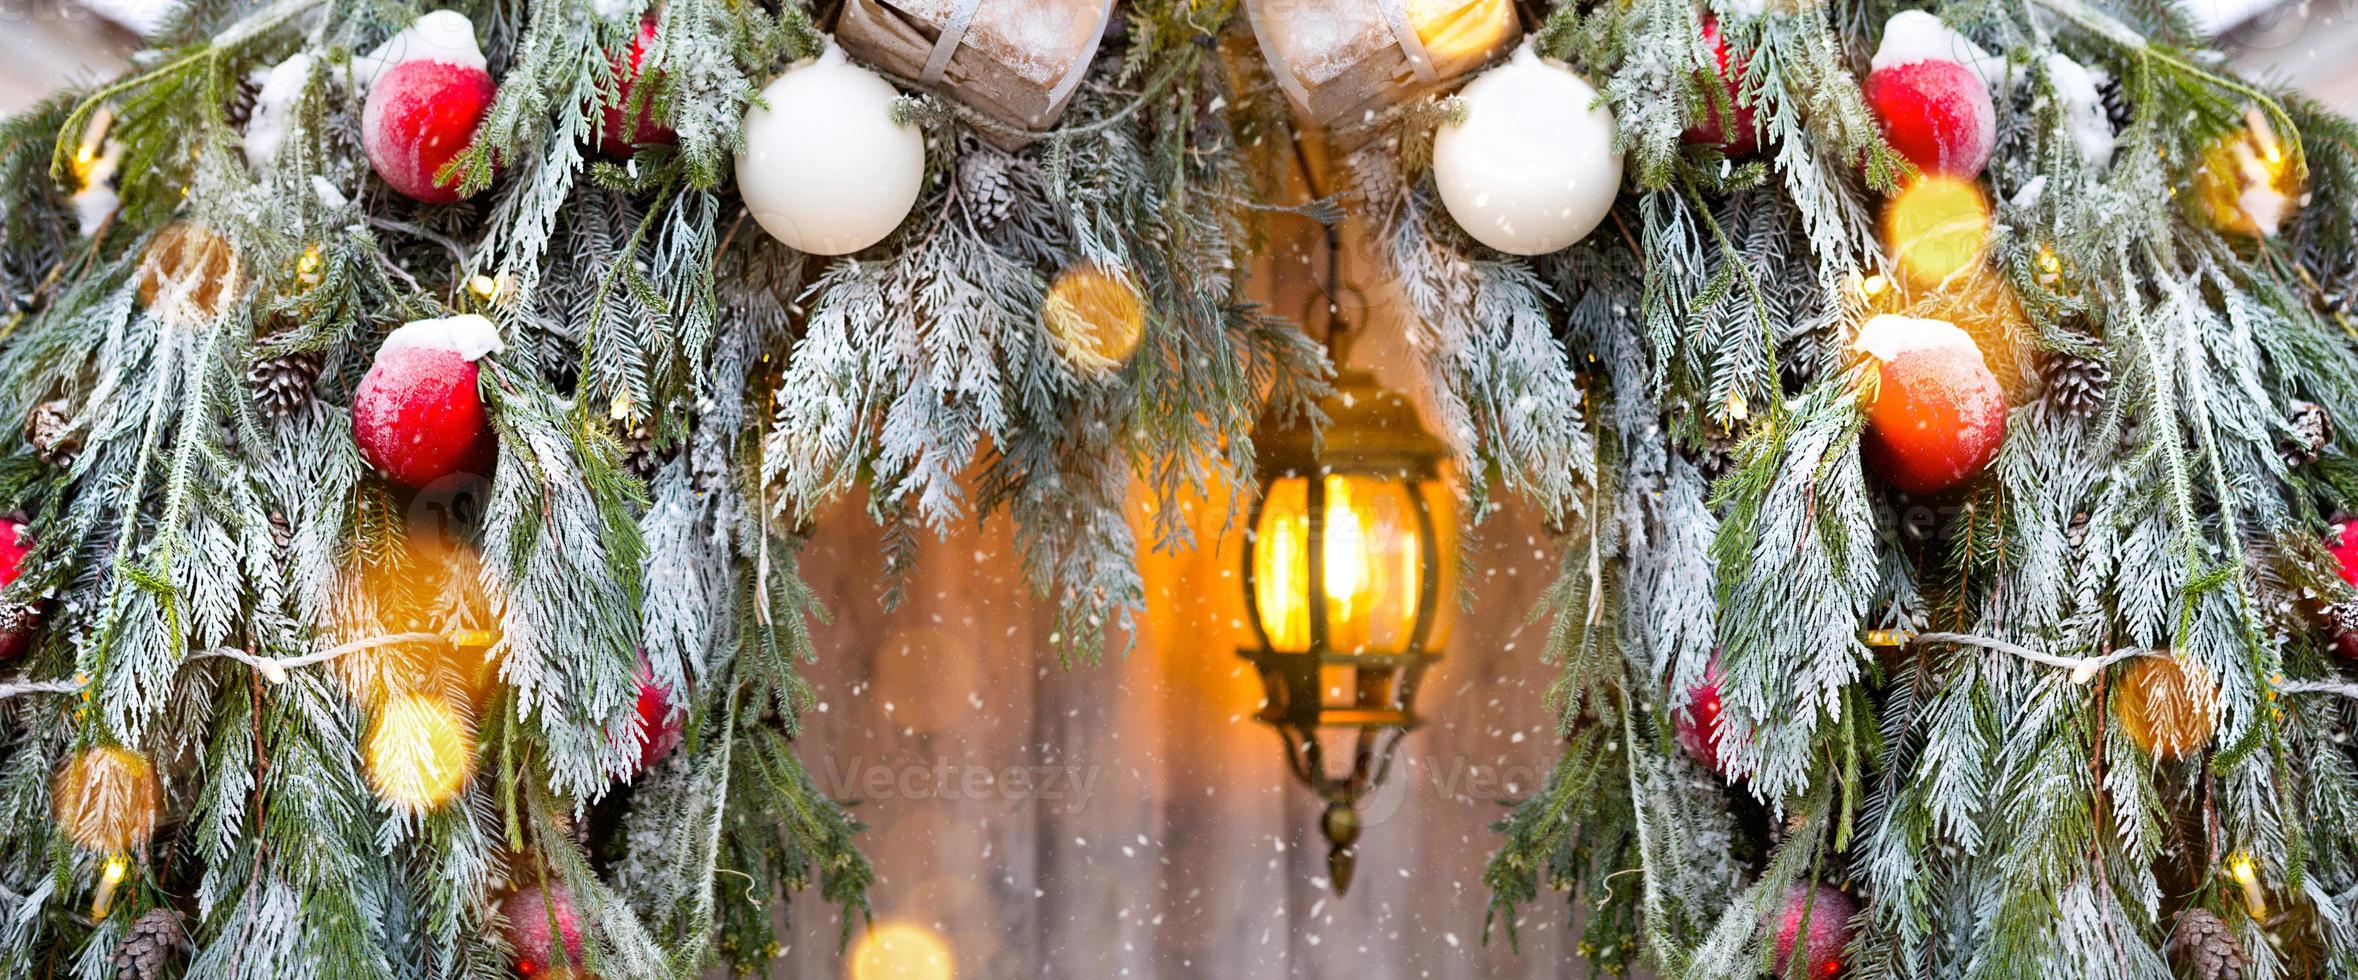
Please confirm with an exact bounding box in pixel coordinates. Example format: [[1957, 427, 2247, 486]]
[[1042, 263, 1145, 378], [849, 921, 955, 980], [53, 746, 162, 853], [1406, 0, 1519, 63], [334, 530, 500, 713], [2194, 109, 2301, 238], [1882, 177, 1989, 289], [364, 692, 476, 811]]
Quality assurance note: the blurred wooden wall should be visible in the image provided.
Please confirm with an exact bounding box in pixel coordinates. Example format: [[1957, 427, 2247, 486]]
[[0, 1, 135, 115], [779, 472, 1578, 979]]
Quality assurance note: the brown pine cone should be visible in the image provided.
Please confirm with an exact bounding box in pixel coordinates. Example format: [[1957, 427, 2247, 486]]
[[248, 341, 324, 421], [27, 399, 79, 466], [2167, 908, 2249, 980], [2041, 349, 2111, 419], [2281, 400, 2333, 467], [111, 907, 191, 980]]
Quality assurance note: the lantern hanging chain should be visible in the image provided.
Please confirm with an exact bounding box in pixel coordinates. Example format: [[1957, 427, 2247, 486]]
[[1281, 127, 1356, 366]]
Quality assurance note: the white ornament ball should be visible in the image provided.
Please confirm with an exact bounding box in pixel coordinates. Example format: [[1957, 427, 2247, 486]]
[[1431, 46, 1622, 256], [736, 46, 925, 256]]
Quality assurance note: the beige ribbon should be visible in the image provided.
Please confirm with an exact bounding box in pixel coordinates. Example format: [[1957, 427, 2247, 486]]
[[919, 0, 983, 85], [1375, 0, 1440, 84], [920, 0, 1114, 112], [1244, 0, 1440, 111]]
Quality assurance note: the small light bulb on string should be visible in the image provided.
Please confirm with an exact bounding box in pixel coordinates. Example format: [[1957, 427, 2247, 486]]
[[2228, 853, 2267, 920], [294, 243, 325, 290], [465, 273, 514, 305], [2034, 245, 2063, 287], [68, 107, 113, 190], [2194, 108, 2303, 238], [91, 855, 127, 919]]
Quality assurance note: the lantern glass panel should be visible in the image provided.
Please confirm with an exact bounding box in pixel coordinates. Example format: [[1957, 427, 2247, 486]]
[[1252, 473, 1429, 654]]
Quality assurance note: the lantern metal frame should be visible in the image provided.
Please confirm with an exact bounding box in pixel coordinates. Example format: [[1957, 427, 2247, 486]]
[[1239, 369, 1451, 895]]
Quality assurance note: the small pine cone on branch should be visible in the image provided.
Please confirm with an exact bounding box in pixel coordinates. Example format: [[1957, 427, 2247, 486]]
[[2167, 908, 2250, 980], [2280, 400, 2333, 467], [2041, 349, 2111, 418], [618, 419, 659, 481], [111, 907, 191, 980], [248, 344, 323, 420], [957, 145, 1020, 228], [27, 399, 79, 466]]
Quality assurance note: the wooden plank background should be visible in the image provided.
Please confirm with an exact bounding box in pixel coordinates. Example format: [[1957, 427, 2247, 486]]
[[778, 480, 1579, 979], [774, 205, 1589, 977]]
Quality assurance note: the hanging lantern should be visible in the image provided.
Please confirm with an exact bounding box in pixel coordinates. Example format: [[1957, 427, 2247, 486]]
[[1241, 371, 1456, 894]]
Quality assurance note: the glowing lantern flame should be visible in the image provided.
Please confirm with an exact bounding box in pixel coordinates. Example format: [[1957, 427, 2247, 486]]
[[1251, 475, 1435, 655]]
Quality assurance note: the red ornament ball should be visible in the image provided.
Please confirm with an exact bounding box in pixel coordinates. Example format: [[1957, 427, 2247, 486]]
[[600, 16, 677, 157], [1857, 314, 2007, 495], [2325, 518, 2358, 658], [1674, 652, 1729, 777], [352, 315, 500, 489], [1774, 883, 1859, 978], [2330, 518, 2358, 586], [0, 518, 35, 661], [631, 659, 684, 773], [1682, 17, 1758, 157], [363, 51, 495, 203], [1864, 59, 1994, 180], [501, 883, 586, 977]]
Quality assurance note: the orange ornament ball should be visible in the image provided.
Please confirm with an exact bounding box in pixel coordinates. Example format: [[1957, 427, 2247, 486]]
[[53, 746, 162, 853], [1857, 314, 2008, 494], [136, 223, 242, 328], [2114, 654, 2218, 760]]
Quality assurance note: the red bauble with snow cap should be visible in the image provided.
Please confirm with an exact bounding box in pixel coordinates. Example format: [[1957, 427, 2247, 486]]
[[352, 314, 501, 489], [1774, 883, 1859, 978], [501, 883, 587, 977], [600, 15, 678, 157], [1682, 16, 1760, 157], [0, 518, 36, 661], [1675, 651, 1730, 777], [362, 11, 496, 203], [1865, 11, 1998, 179], [1858, 314, 2007, 495], [630, 655, 684, 774]]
